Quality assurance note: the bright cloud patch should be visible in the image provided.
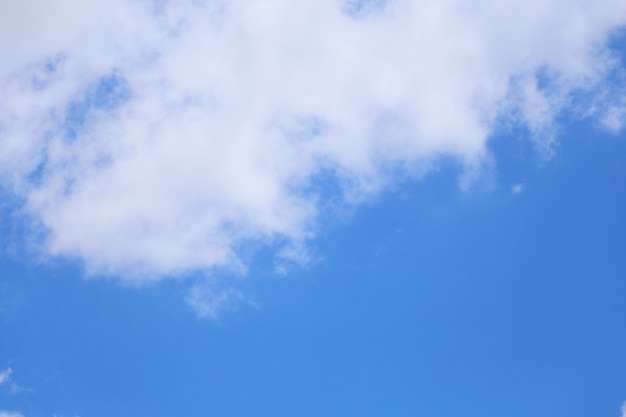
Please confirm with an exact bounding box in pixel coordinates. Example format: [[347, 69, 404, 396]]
[[1, 0, 625, 281]]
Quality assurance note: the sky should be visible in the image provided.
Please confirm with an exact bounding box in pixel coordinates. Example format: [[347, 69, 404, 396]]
[[0, 0, 626, 416]]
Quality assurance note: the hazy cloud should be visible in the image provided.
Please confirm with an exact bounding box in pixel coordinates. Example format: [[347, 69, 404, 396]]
[[0, 368, 12, 385], [511, 183, 525, 194], [185, 283, 247, 320], [0, 412, 24, 417], [1, 0, 625, 282], [0, 367, 25, 394]]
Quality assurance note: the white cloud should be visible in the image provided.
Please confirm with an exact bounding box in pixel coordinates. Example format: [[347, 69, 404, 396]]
[[185, 283, 247, 320], [0, 0, 625, 282], [621, 401, 626, 417], [0, 367, 25, 394], [601, 105, 626, 132], [0, 368, 12, 385], [0, 412, 24, 417]]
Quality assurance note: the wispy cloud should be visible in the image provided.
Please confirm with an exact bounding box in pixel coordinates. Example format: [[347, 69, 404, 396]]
[[621, 401, 626, 417], [185, 284, 248, 321], [0, 368, 12, 386], [0, 367, 27, 395], [0, 0, 625, 283], [511, 183, 526, 195], [0, 411, 24, 417]]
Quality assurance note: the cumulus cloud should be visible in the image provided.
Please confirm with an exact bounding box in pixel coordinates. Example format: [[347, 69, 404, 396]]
[[1, 0, 625, 282]]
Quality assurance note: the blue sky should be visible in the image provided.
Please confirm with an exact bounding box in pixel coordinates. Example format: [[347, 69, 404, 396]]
[[1, 1, 626, 416]]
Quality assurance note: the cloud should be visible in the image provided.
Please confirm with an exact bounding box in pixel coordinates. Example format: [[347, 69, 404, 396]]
[[1, 0, 625, 282], [622, 401, 626, 417], [0, 412, 24, 417], [0, 368, 12, 386], [185, 283, 247, 320], [511, 183, 525, 194], [0, 367, 25, 395]]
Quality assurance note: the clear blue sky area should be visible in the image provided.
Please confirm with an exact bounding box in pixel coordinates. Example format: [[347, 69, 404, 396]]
[[1, 118, 625, 417]]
